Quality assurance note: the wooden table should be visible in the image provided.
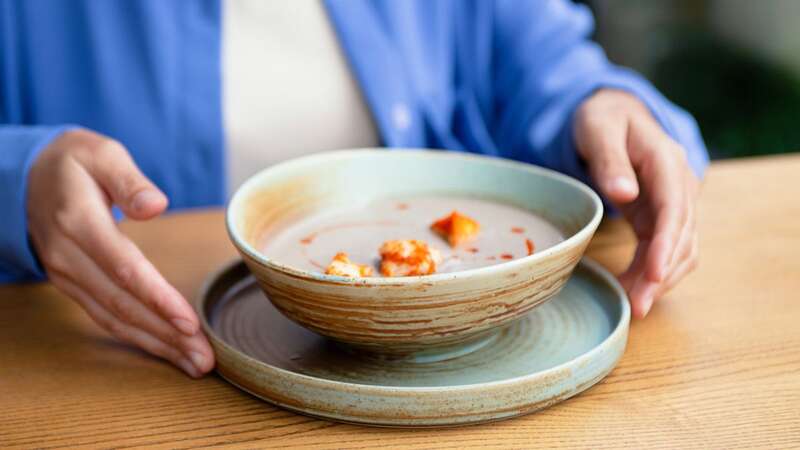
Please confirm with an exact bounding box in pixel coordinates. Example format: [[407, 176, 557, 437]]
[[2, 156, 799, 449]]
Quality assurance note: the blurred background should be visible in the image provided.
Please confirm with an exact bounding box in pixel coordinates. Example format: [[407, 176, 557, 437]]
[[581, 0, 800, 159]]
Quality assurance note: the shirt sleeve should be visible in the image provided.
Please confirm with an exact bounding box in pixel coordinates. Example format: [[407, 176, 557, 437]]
[[491, 0, 709, 189], [0, 125, 74, 283]]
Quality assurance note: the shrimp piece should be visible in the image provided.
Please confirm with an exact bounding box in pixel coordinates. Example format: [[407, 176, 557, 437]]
[[430, 211, 480, 247], [379, 239, 442, 276], [325, 252, 374, 277]]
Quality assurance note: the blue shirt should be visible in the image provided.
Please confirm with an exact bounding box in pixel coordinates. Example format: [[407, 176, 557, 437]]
[[0, 0, 709, 282]]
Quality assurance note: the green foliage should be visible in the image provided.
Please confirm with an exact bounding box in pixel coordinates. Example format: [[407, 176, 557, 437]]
[[651, 29, 800, 158]]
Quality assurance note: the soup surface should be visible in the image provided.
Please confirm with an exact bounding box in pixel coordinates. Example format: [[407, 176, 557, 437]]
[[260, 195, 564, 275]]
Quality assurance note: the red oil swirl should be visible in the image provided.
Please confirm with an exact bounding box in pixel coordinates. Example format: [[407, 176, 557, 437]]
[[525, 238, 535, 255]]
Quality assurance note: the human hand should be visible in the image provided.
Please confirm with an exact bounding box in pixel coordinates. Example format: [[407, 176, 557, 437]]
[[574, 89, 700, 318], [27, 129, 215, 377]]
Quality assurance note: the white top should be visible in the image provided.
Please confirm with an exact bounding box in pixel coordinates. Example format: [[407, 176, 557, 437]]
[[222, 0, 380, 195]]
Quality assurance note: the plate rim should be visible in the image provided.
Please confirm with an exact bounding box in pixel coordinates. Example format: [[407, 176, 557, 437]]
[[196, 257, 630, 394]]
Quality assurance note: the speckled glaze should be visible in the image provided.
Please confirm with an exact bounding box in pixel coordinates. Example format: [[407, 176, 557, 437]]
[[197, 259, 630, 427], [226, 150, 603, 354]]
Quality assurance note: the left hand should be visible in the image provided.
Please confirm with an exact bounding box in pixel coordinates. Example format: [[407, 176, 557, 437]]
[[574, 89, 701, 318]]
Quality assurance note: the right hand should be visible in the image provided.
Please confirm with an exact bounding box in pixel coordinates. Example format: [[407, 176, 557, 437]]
[[27, 129, 215, 377]]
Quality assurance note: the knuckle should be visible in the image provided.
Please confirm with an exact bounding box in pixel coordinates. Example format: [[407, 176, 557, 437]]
[[110, 295, 138, 323], [113, 262, 136, 290], [97, 137, 127, 156], [67, 132, 111, 158], [162, 329, 183, 348], [52, 203, 94, 238], [62, 128, 97, 142], [147, 291, 169, 313], [661, 142, 688, 166], [105, 319, 127, 339], [41, 248, 69, 274], [579, 111, 608, 133], [53, 207, 79, 235], [671, 143, 688, 161], [58, 129, 97, 151]]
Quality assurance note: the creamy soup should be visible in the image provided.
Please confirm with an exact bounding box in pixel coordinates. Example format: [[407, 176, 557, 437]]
[[260, 195, 564, 275]]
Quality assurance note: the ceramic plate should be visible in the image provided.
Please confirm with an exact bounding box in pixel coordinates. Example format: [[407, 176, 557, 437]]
[[197, 258, 629, 427]]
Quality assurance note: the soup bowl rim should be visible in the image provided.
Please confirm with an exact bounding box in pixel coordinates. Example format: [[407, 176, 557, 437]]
[[226, 148, 603, 286]]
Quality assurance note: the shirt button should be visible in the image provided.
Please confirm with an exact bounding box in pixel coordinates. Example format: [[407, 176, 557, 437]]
[[392, 102, 411, 131]]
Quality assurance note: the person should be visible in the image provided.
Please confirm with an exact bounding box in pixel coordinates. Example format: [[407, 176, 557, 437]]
[[0, 0, 707, 377]]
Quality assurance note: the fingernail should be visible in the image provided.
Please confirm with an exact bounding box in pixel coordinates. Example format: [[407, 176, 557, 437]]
[[639, 281, 659, 317], [131, 190, 161, 212], [177, 358, 199, 378], [172, 318, 197, 336], [610, 177, 637, 197], [641, 296, 654, 317], [189, 351, 206, 372], [631, 277, 655, 318]]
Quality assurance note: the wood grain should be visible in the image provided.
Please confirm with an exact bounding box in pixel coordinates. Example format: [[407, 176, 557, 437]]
[[2, 155, 800, 449]]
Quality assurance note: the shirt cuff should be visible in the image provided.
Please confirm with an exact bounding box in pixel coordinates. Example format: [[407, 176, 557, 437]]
[[0, 125, 76, 282]]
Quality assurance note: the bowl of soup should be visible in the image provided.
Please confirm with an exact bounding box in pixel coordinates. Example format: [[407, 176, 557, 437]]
[[226, 150, 602, 357]]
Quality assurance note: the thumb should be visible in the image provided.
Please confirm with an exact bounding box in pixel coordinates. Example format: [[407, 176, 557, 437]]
[[80, 138, 168, 220], [578, 119, 639, 205]]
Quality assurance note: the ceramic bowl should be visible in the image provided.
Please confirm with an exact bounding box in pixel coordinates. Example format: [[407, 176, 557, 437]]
[[226, 149, 603, 356]]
